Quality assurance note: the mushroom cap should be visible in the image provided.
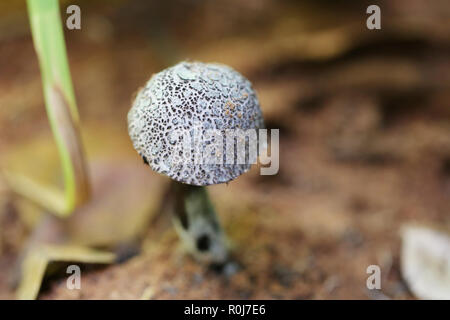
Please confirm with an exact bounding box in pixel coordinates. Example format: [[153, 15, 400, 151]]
[[128, 61, 264, 186]]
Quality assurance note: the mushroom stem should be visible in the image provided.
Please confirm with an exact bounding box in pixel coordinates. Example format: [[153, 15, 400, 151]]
[[171, 181, 228, 264]]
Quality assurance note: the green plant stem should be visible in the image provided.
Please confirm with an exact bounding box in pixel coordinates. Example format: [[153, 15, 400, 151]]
[[4, 0, 90, 217]]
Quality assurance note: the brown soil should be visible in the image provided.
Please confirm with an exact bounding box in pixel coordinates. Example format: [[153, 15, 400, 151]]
[[0, 0, 449, 299]]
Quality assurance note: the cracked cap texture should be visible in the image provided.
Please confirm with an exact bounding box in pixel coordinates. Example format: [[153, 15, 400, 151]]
[[128, 61, 264, 186]]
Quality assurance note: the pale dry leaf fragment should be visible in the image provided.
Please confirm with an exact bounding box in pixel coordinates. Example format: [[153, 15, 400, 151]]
[[401, 225, 450, 300], [17, 244, 115, 300], [140, 286, 155, 300]]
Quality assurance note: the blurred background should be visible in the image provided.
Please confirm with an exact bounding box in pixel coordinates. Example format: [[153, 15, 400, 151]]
[[0, 0, 449, 299]]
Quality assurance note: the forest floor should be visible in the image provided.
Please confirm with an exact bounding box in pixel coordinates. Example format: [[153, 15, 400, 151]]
[[0, 0, 449, 299]]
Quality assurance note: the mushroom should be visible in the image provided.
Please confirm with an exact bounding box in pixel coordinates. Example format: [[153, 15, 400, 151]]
[[128, 61, 264, 264]]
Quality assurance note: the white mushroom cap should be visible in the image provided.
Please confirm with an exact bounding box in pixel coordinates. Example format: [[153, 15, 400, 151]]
[[128, 61, 264, 186]]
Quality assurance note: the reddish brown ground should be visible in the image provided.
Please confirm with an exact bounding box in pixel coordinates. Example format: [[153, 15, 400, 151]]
[[0, 0, 449, 299]]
